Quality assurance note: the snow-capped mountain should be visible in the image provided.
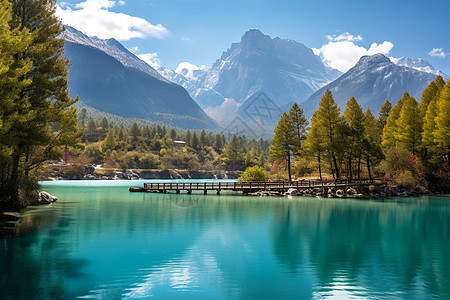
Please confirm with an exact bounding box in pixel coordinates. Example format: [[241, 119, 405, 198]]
[[390, 56, 448, 77], [302, 54, 439, 117], [157, 29, 341, 126], [62, 26, 217, 129], [63, 26, 168, 82]]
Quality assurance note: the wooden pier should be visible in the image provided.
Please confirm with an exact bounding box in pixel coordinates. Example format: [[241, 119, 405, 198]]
[[129, 179, 386, 195]]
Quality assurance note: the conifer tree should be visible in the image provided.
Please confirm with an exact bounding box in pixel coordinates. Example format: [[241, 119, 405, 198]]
[[185, 130, 192, 146], [433, 80, 450, 166], [214, 133, 224, 150], [382, 92, 409, 149], [419, 76, 445, 119], [288, 103, 308, 152], [304, 111, 324, 180], [101, 129, 116, 152], [191, 132, 199, 149], [129, 122, 140, 141], [4, 0, 80, 205], [363, 108, 383, 178], [344, 96, 365, 179], [100, 117, 109, 130], [199, 130, 210, 147], [225, 134, 244, 170], [378, 99, 392, 133], [315, 89, 342, 178], [396, 96, 421, 154], [270, 112, 296, 181]]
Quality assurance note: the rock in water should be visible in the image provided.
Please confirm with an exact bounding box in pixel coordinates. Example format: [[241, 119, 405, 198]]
[[39, 192, 58, 204]]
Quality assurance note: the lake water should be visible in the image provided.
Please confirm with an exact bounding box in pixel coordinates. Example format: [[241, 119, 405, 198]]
[[1, 180, 449, 299]]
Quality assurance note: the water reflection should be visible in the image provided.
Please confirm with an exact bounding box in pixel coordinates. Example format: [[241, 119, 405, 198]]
[[0, 183, 449, 299]]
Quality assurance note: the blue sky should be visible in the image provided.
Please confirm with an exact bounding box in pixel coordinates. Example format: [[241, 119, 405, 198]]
[[57, 0, 450, 74]]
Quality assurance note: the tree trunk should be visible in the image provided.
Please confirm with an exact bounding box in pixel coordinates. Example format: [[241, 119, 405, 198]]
[[357, 155, 361, 180], [287, 152, 291, 181], [333, 155, 340, 179], [8, 152, 21, 207], [367, 156, 372, 179], [348, 152, 352, 181], [318, 152, 322, 181]]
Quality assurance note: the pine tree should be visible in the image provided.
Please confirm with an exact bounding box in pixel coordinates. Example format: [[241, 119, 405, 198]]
[[288, 102, 308, 152], [344, 97, 365, 179], [5, 0, 80, 205], [378, 99, 392, 133], [433, 80, 450, 165], [199, 130, 210, 147], [214, 133, 224, 150], [100, 117, 109, 130], [270, 112, 296, 181], [185, 130, 192, 146], [419, 76, 445, 119], [169, 128, 177, 140], [101, 129, 116, 152], [363, 108, 383, 178], [191, 132, 199, 149], [304, 111, 325, 180], [396, 96, 421, 154], [315, 89, 342, 178], [382, 92, 409, 149], [78, 108, 87, 126], [0, 0, 32, 198], [129, 122, 140, 141], [87, 117, 96, 133]]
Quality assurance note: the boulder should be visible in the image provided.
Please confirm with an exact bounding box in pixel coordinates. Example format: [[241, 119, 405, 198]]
[[346, 187, 357, 195], [336, 189, 344, 196], [380, 191, 387, 197], [384, 185, 398, 195], [39, 191, 58, 204], [285, 188, 300, 196]]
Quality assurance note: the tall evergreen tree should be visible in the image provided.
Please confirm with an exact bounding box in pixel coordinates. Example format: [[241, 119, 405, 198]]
[[344, 96, 365, 179], [270, 112, 296, 181], [433, 80, 450, 166], [396, 96, 421, 154], [315, 89, 342, 178], [129, 122, 140, 141], [378, 99, 392, 133], [363, 108, 383, 178], [191, 132, 199, 149], [288, 102, 308, 152], [101, 128, 116, 152], [4, 0, 79, 205], [304, 111, 325, 180], [382, 92, 409, 149], [419, 76, 445, 119], [100, 117, 109, 130]]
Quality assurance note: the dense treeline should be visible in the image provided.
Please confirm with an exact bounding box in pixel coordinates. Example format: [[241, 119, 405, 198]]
[[0, 0, 79, 208], [67, 115, 271, 173], [271, 76, 449, 191]]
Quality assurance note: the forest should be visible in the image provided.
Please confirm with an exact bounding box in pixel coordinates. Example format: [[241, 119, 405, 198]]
[[270, 76, 449, 192]]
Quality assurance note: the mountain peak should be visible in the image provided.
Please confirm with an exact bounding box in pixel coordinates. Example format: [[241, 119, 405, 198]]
[[241, 29, 270, 43]]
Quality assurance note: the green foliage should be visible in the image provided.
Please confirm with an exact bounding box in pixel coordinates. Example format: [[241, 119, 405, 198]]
[[238, 166, 268, 182], [378, 99, 392, 132], [396, 96, 421, 154], [101, 129, 116, 152], [378, 147, 425, 190], [382, 92, 409, 149], [270, 112, 297, 180], [0, 0, 80, 206]]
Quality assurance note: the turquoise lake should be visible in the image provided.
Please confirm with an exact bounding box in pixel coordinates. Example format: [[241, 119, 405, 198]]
[[1, 180, 449, 299]]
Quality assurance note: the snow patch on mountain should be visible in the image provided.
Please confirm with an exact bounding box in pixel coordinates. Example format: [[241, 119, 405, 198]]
[[390, 56, 448, 77]]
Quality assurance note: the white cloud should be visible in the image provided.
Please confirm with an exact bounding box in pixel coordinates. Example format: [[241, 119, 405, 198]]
[[428, 48, 447, 58], [137, 53, 161, 69], [314, 33, 394, 72], [327, 32, 363, 42], [56, 0, 168, 41], [175, 62, 206, 79]]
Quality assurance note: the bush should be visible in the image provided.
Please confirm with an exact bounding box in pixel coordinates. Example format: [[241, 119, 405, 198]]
[[378, 147, 426, 190], [238, 166, 268, 182]]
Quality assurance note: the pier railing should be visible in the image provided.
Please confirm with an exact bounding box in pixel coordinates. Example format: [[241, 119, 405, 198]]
[[143, 178, 385, 192]]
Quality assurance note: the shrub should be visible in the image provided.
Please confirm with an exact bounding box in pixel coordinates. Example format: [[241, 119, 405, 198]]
[[238, 166, 268, 182]]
